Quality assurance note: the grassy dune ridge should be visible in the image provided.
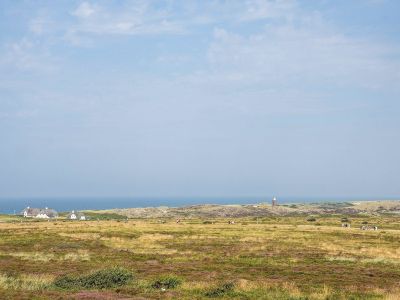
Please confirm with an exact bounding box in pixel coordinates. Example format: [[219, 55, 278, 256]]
[[0, 201, 399, 299], [107, 200, 400, 218]]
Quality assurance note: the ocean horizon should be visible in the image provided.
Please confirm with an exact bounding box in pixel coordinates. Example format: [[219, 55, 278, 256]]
[[0, 196, 398, 215]]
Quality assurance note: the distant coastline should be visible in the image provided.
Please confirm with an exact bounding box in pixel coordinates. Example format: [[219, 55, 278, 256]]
[[0, 197, 399, 215]]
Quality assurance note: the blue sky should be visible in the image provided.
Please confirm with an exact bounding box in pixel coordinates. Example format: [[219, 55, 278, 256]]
[[0, 0, 399, 198]]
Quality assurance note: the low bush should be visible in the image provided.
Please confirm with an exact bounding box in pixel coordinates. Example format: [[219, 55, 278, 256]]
[[151, 275, 182, 289], [205, 282, 235, 297], [54, 267, 133, 289], [80, 267, 133, 288], [53, 276, 77, 289], [203, 221, 213, 224], [306, 217, 316, 222]]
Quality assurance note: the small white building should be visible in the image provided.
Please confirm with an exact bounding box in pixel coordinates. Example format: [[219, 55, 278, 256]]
[[67, 210, 86, 220]]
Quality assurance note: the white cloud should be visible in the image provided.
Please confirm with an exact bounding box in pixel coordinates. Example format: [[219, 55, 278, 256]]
[[69, 1, 184, 37], [206, 19, 400, 93], [29, 17, 46, 35], [59, 1, 308, 44], [73, 2, 97, 18], [241, 0, 297, 21], [1, 38, 57, 72], [3, 0, 400, 100]]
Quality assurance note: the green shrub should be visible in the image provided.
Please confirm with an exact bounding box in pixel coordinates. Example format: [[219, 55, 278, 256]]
[[80, 267, 133, 289], [54, 267, 133, 290], [307, 217, 316, 222], [151, 275, 182, 289], [203, 221, 213, 224], [205, 282, 235, 297], [53, 276, 77, 289]]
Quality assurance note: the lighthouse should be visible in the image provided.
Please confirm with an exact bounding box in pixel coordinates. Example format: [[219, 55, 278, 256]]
[[272, 196, 277, 207]]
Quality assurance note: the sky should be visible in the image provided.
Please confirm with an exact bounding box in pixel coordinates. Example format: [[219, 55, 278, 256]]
[[0, 0, 399, 199]]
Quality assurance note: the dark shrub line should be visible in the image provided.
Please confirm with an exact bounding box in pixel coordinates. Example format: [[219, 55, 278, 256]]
[[205, 282, 235, 297], [54, 267, 133, 289], [151, 275, 182, 289]]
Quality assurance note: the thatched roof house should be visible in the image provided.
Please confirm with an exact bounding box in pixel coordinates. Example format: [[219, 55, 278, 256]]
[[20, 207, 58, 219]]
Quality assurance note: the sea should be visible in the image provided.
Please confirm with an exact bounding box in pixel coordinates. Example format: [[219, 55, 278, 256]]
[[0, 196, 397, 214]]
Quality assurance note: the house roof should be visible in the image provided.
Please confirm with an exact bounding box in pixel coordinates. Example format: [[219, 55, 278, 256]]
[[20, 207, 58, 217], [20, 207, 40, 215]]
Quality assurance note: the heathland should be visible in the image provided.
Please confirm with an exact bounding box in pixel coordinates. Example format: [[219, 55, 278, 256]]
[[0, 201, 400, 299]]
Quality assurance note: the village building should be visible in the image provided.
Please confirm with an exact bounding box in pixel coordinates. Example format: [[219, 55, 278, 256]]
[[66, 210, 86, 220], [20, 207, 58, 219]]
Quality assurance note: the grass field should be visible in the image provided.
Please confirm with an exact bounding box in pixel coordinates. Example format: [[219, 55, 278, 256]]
[[1, 214, 400, 299]]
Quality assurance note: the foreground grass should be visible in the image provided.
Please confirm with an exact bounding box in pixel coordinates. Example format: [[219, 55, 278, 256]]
[[0, 214, 400, 299]]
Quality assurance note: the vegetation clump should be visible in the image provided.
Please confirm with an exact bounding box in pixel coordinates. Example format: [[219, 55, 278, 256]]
[[0, 273, 53, 291], [205, 282, 235, 297], [306, 217, 316, 222], [54, 267, 133, 289], [151, 275, 182, 289]]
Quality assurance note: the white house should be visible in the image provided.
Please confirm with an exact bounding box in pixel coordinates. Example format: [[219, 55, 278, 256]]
[[66, 210, 86, 220]]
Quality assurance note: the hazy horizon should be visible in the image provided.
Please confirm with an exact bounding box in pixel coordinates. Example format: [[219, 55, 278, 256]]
[[1, 195, 399, 215], [1, 1, 399, 199], [0, 195, 399, 201]]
